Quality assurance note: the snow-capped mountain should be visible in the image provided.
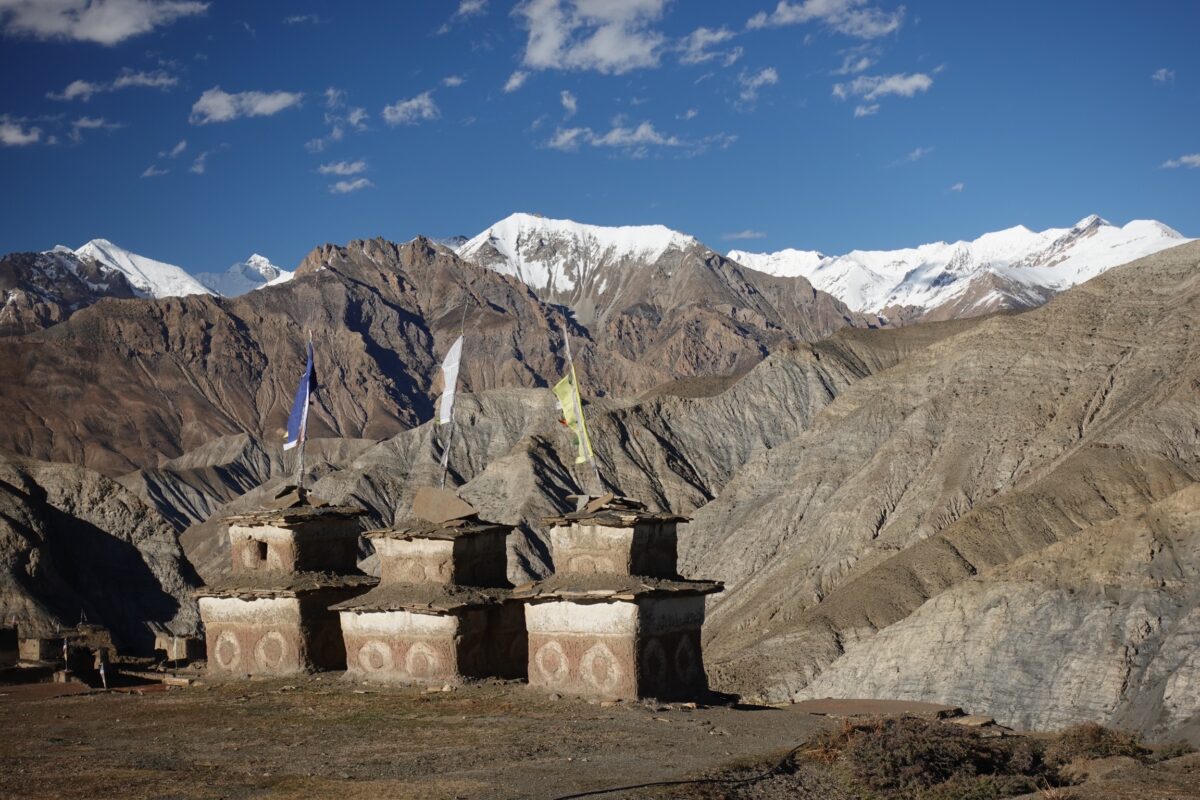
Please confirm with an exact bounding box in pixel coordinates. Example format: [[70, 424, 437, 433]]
[[729, 216, 1190, 320], [195, 254, 294, 296], [456, 212, 696, 298], [73, 238, 212, 299], [2, 248, 139, 335]]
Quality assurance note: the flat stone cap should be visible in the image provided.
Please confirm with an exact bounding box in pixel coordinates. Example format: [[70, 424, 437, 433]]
[[332, 583, 512, 614], [543, 494, 690, 528], [195, 571, 377, 599], [364, 517, 512, 542], [513, 573, 722, 602], [223, 505, 367, 527]]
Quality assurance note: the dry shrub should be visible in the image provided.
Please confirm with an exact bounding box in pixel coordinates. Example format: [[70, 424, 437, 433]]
[[1043, 722, 1148, 767]]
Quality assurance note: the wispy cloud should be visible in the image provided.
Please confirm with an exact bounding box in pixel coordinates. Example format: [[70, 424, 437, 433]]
[[283, 13, 322, 25], [306, 88, 369, 152], [890, 145, 933, 166], [679, 26, 742, 66], [69, 116, 124, 143], [329, 177, 373, 194], [722, 229, 767, 240], [382, 91, 440, 125], [737, 66, 779, 107], [513, 0, 667, 76], [160, 139, 187, 158], [1151, 67, 1175, 84], [443, 75, 466, 87], [189, 150, 209, 174], [48, 68, 178, 102], [545, 119, 735, 158], [141, 164, 169, 177], [318, 159, 367, 176], [560, 89, 578, 118], [834, 71, 932, 115], [1162, 153, 1200, 169], [504, 70, 530, 92], [190, 87, 304, 124], [0, 115, 41, 146], [677, 108, 698, 120], [747, 0, 904, 39], [0, 0, 208, 45], [437, 0, 487, 34], [853, 103, 878, 117], [947, 181, 965, 192]]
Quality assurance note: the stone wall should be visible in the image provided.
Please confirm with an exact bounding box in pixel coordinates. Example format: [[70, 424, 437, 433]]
[[340, 608, 464, 684], [549, 523, 677, 578], [637, 595, 708, 701], [526, 601, 639, 699], [229, 521, 360, 576], [373, 533, 508, 587]]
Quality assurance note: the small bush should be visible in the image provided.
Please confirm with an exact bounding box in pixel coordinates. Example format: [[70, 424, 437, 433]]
[[1043, 722, 1148, 766]]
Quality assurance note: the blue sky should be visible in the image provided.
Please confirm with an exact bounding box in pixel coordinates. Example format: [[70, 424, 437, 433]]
[[0, 0, 1196, 274]]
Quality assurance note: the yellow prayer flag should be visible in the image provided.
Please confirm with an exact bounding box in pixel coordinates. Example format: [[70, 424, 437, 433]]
[[553, 367, 595, 465]]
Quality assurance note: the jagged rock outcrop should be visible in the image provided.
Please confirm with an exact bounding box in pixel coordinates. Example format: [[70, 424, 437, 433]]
[[0, 453, 201, 653], [0, 249, 138, 335]]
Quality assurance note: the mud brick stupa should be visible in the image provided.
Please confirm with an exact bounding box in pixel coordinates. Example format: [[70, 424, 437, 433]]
[[515, 494, 722, 701], [197, 490, 376, 677], [334, 488, 527, 685]]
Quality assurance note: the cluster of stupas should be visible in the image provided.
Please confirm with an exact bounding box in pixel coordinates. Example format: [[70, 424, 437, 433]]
[[198, 487, 722, 700]]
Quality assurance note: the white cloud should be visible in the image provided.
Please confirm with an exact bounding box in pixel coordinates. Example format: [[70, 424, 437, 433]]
[[70, 116, 124, 143], [678, 108, 698, 120], [0, 116, 41, 146], [141, 164, 168, 177], [437, 0, 487, 33], [835, 71, 931, 115], [0, 0, 208, 45], [190, 87, 304, 124], [161, 138, 187, 158], [329, 177, 372, 194], [679, 26, 740, 66], [560, 89, 577, 117], [48, 68, 177, 101], [722, 229, 767, 240], [833, 51, 875, 75], [504, 70, 530, 92], [738, 66, 779, 106], [1152, 67, 1175, 84], [189, 150, 208, 174], [747, 0, 904, 39], [948, 181, 964, 192], [443, 75, 466, 87], [382, 91, 439, 125], [893, 145, 932, 164], [324, 87, 345, 108], [283, 13, 321, 24], [514, 0, 667, 76], [545, 119, 734, 158], [1162, 153, 1200, 169], [347, 107, 368, 129], [318, 159, 367, 176]]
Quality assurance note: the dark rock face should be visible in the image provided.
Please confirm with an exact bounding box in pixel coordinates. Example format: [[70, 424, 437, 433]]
[[0, 454, 201, 653], [0, 250, 138, 336]]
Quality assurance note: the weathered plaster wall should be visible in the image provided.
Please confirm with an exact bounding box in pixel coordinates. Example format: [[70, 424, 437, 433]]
[[550, 523, 677, 577], [526, 600, 640, 699], [229, 521, 360, 576], [200, 596, 306, 676], [340, 608, 462, 684]]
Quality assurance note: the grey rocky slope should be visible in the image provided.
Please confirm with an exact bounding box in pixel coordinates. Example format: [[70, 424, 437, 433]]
[[0, 249, 138, 336], [0, 453, 200, 653]]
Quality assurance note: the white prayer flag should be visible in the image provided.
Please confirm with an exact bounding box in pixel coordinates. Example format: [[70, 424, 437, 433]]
[[438, 335, 464, 425]]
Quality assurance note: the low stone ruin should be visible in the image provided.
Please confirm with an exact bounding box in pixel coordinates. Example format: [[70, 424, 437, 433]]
[[196, 492, 376, 677], [514, 494, 723, 701], [334, 490, 526, 685]]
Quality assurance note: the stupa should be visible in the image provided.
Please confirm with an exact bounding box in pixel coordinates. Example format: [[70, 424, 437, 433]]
[[333, 488, 526, 685], [197, 488, 376, 676], [515, 494, 722, 701]]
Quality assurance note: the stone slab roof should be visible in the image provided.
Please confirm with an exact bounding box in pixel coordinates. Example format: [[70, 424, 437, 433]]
[[364, 517, 512, 542], [195, 571, 377, 599], [542, 493, 689, 528], [331, 583, 513, 614], [222, 505, 367, 527], [512, 574, 722, 602]]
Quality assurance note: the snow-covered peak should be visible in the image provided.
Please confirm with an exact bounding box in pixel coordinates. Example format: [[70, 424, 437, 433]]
[[727, 216, 1191, 317], [74, 238, 212, 299], [456, 212, 696, 293], [195, 253, 294, 296]]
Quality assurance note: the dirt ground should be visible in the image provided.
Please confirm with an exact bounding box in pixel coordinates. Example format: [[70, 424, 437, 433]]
[[3, 676, 1198, 800], [0, 674, 831, 800]]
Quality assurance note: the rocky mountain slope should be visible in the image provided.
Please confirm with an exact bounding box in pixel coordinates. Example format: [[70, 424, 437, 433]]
[[729, 215, 1190, 321], [0, 453, 200, 653], [0, 234, 867, 476], [1, 249, 139, 335]]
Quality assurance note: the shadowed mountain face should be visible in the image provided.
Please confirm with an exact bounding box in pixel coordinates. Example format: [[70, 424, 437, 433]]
[[0, 250, 139, 336], [0, 454, 200, 653]]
